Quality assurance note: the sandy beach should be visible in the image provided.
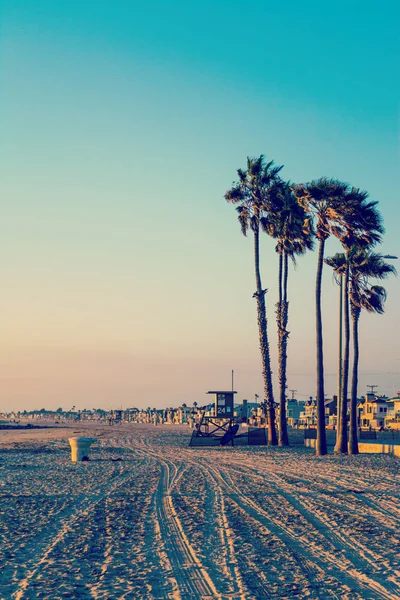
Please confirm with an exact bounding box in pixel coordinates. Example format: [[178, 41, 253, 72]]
[[1, 423, 399, 599]]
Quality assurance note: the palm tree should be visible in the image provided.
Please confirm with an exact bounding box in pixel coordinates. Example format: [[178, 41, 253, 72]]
[[330, 192, 383, 453], [263, 183, 314, 445], [293, 178, 350, 455], [324, 252, 346, 438], [225, 156, 283, 445], [348, 251, 395, 454]]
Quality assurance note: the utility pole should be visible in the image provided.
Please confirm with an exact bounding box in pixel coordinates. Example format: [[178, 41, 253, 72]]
[[289, 389, 297, 400], [367, 385, 378, 395]]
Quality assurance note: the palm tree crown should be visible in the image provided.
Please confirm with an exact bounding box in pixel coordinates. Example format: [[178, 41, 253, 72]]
[[349, 251, 396, 312], [225, 156, 283, 235], [330, 189, 384, 252], [327, 250, 396, 306], [263, 182, 314, 260], [293, 178, 350, 240]]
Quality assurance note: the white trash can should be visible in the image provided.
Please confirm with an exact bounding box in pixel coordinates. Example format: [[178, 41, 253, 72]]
[[68, 437, 96, 462]]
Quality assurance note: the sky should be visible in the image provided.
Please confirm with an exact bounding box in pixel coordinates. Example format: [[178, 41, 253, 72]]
[[1, 0, 399, 411]]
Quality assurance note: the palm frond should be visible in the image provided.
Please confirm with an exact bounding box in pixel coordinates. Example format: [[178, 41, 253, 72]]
[[236, 205, 250, 236], [225, 184, 244, 203], [349, 249, 396, 314], [325, 252, 346, 284]]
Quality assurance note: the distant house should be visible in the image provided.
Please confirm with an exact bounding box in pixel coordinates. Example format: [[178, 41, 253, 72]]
[[234, 400, 261, 421], [299, 398, 317, 428], [325, 396, 338, 428], [124, 408, 139, 422], [359, 393, 391, 429], [176, 405, 192, 424], [286, 399, 307, 427], [384, 394, 400, 430]]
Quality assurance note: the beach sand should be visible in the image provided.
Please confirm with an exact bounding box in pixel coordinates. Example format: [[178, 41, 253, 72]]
[[1, 423, 399, 599]]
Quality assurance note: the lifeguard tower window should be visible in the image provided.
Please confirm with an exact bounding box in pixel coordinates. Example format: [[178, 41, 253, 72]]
[[207, 391, 236, 418]]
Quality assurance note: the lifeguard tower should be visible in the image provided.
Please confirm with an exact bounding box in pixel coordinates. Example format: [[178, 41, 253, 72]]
[[189, 391, 240, 447], [189, 390, 268, 447]]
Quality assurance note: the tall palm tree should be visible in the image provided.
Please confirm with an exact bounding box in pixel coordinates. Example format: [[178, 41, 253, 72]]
[[293, 178, 350, 456], [263, 183, 314, 445], [348, 251, 395, 454], [324, 252, 346, 438], [225, 156, 283, 445], [331, 192, 383, 453]]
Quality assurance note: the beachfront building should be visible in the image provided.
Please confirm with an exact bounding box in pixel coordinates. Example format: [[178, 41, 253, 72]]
[[122, 408, 165, 424], [298, 396, 340, 429], [384, 394, 400, 429], [325, 396, 338, 428], [248, 404, 270, 427], [359, 393, 391, 429], [286, 399, 307, 427], [175, 405, 193, 424], [127, 409, 150, 423], [124, 408, 139, 422], [165, 408, 175, 424], [234, 399, 261, 421], [298, 398, 317, 427]]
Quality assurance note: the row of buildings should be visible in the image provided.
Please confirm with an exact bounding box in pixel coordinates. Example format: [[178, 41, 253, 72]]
[[286, 392, 400, 430], [195, 391, 400, 430], [1, 406, 197, 426], [3, 391, 399, 430]]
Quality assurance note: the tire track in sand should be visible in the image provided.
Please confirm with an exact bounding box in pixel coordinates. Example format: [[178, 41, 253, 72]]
[[121, 438, 224, 599], [12, 463, 141, 600], [204, 462, 396, 600], [227, 461, 400, 591], [156, 461, 221, 599], [267, 473, 400, 592]]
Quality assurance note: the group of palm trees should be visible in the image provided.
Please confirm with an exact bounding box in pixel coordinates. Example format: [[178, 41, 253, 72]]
[[225, 156, 396, 456]]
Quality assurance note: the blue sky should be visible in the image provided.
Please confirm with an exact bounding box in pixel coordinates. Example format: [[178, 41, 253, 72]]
[[1, 0, 399, 410]]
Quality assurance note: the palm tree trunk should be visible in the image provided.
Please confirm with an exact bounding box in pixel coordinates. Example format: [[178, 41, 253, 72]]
[[276, 251, 283, 442], [278, 251, 290, 445], [315, 238, 327, 456], [254, 227, 277, 445], [278, 250, 283, 312], [336, 254, 349, 453], [349, 305, 360, 455], [336, 275, 343, 439], [276, 249, 283, 423]]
